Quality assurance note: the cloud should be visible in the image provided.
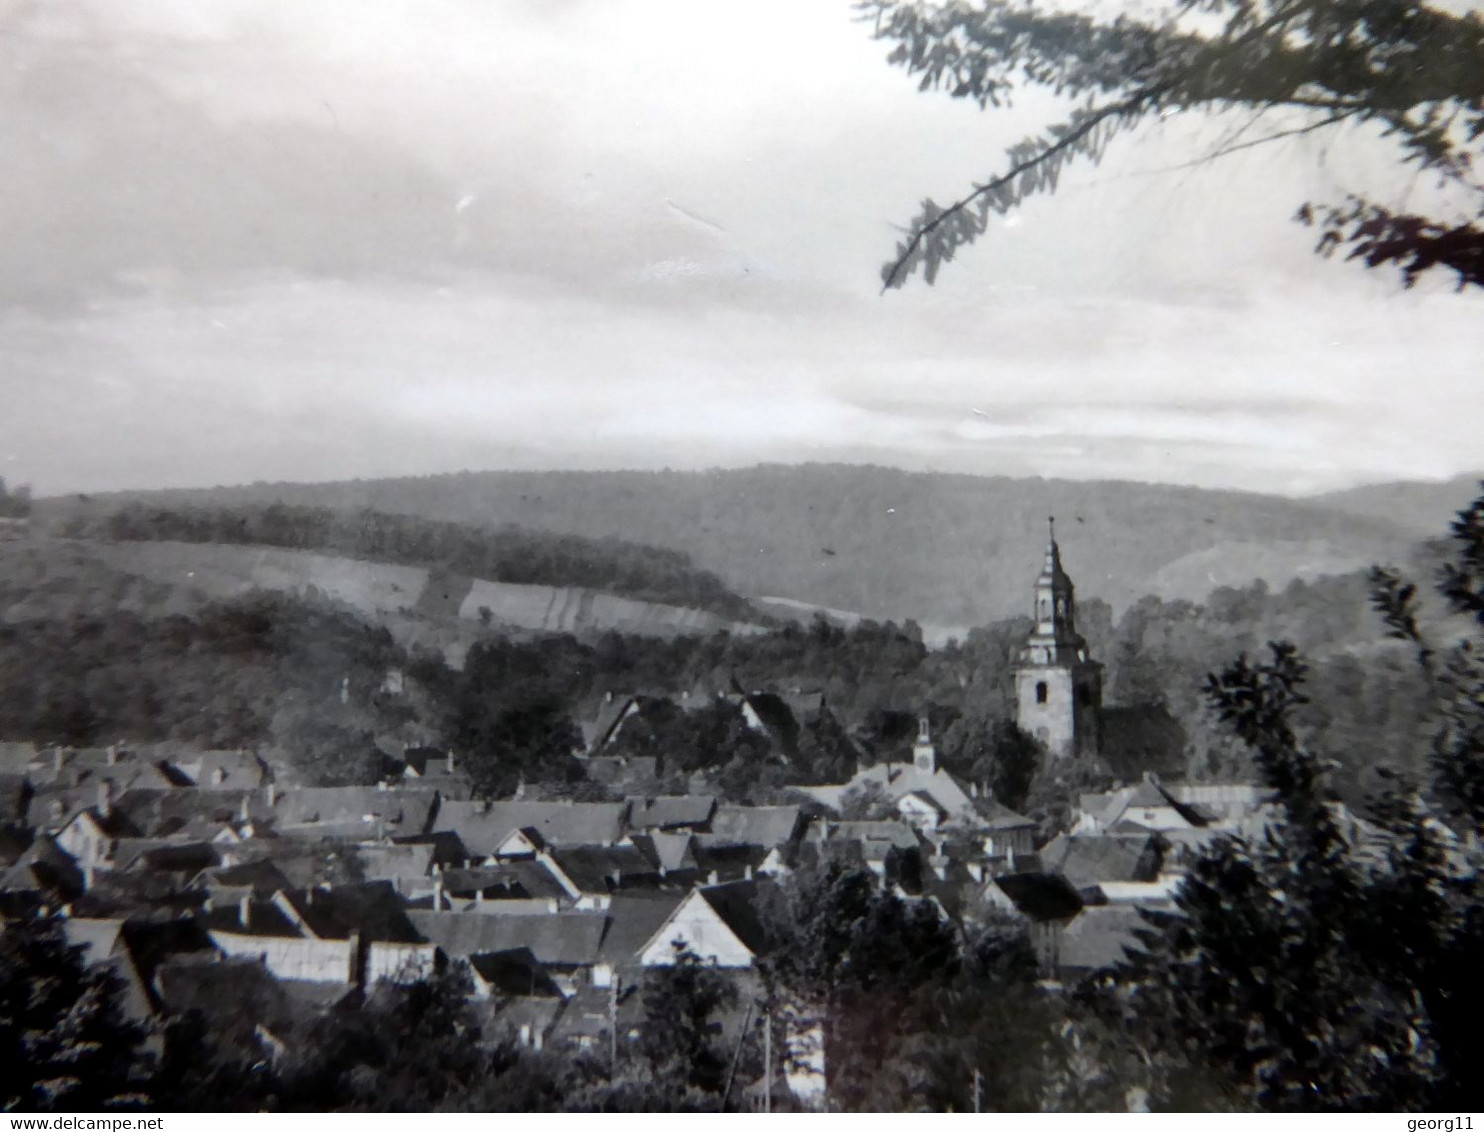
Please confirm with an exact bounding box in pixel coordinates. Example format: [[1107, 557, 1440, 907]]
[[0, 0, 1481, 498]]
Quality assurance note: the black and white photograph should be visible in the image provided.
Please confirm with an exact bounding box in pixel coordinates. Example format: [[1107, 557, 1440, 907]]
[[2, 0, 1482, 1114]]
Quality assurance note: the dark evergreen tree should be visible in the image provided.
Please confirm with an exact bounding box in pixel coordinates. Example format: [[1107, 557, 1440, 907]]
[[0, 917, 151, 1111], [1077, 486, 1484, 1110], [635, 944, 739, 1101]]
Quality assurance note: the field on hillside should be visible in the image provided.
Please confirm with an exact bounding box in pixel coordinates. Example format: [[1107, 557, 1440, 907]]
[[56, 464, 1443, 625], [0, 537, 764, 668], [95, 541, 762, 639]]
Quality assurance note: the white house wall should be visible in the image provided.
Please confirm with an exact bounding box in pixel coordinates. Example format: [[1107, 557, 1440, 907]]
[[639, 892, 754, 968]]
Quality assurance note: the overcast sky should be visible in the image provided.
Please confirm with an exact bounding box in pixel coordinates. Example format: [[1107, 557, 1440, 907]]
[[2, 0, 1480, 498]]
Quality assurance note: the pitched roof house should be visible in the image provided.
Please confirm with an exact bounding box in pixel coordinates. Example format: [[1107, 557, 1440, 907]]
[[638, 881, 772, 968], [434, 800, 629, 857], [699, 805, 805, 849]]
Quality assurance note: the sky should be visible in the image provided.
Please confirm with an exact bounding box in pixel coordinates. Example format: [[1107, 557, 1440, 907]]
[[1, 0, 1480, 498]]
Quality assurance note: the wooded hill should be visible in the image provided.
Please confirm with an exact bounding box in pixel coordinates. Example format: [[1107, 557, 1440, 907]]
[[43, 464, 1479, 630], [46, 501, 762, 627]]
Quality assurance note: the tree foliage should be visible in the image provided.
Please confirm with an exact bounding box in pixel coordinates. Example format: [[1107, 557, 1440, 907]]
[[862, 0, 1484, 291], [0, 477, 32, 519], [635, 944, 739, 1102], [59, 501, 757, 622], [1073, 485, 1484, 1111], [0, 917, 151, 1111]]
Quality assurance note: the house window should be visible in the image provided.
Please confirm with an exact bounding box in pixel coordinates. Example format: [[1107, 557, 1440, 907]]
[[1035, 682, 1048, 704]]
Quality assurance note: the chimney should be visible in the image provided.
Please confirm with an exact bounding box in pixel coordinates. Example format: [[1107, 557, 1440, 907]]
[[706, 870, 718, 885], [377, 779, 389, 792], [514, 776, 526, 802], [82, 864, 94, 891], [604, 690, 614, 704], [265, 781, 278, 807], [474, 886, 484, 905], [53, 747, 65, 775], [240, 896, 252, 929], [433, 877, 444, 910], [213, 766, 228, 785], [240, 794, 251, 824], [744, 864, 753, 881], [346, 930, 362, 985], [106, 744, 119, 767], [446, 749, 457, 774], [97, 780, 114, 819]]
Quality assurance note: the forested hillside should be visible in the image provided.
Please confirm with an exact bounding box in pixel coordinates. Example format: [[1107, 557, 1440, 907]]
[[1308, 472, 1484, 536], [51, 501, 758, 623], [0, 522, 1446, 808], [45, 464, 1427, 626]]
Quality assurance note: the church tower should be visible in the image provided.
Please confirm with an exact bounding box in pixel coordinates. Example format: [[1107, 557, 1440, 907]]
[[912, 716, 937, 774], [1013, 519, 1102, 760]]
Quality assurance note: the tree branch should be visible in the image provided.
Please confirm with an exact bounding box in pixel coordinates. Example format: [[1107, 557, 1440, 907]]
[[880, 88, 1163, 291]]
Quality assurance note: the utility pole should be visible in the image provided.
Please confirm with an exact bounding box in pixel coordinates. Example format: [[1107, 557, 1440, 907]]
[[720, 999, 756, 1111], [609, 975, 619, 1079], [764, 1008, 772, 1114]]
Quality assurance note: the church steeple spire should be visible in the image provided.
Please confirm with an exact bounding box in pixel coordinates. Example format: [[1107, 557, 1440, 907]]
[[1019, 517, 1088, 668], [1013, 520, 1103, 760]]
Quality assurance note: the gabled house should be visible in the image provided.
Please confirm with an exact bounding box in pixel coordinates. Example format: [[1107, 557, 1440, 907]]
[[271, 785, 439, 841], [990, 871, 1084, 974], [54, 784, 144, 873], [627, 795, 717, 832], [399, 747, 474, 800], [699, 805, 805, 850], [897, 790, 948, 831], [169, 749, 269, 791], [628, 830, 703, 881], [432, 861, 568, 912], [1058, 905, 1149, 981], [978, 804, 1040, 861], [434, 800, 629, 858], [814, 820, 923, 879], [60, 917, 154, 1022], [797, 761, 981, 829], [580, 692, 665, 755], [550, 844, 663, 905], [1073, 774, 1222, 835], [407, 910, 608, 997], [638, 881, 772, 969], [206, 881, 434, 986], [348, 842, 437, 894], [151, 955, 353, 1064], [596, 891, 688, 981], [1039, 832, 1167, 898], [0, 832, 85, 908], [197, 859, 294, 904]]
